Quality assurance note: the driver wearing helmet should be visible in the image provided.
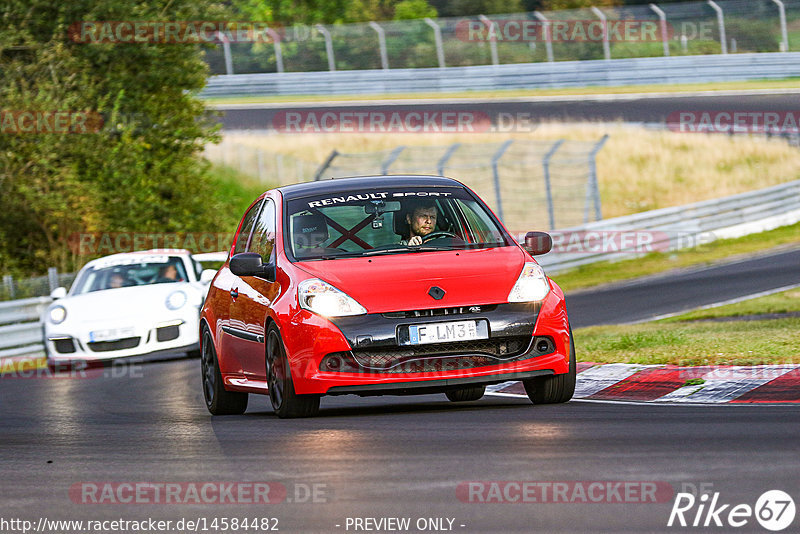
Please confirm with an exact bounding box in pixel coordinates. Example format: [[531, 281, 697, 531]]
[[400, 201, 438, 246]]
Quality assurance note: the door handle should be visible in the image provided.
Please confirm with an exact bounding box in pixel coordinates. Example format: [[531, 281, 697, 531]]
[[230, 287, 239, 299]]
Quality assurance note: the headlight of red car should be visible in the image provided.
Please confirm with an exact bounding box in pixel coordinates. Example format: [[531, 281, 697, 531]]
[[298, 278, 368, 317], [507, 262, 550, 302]]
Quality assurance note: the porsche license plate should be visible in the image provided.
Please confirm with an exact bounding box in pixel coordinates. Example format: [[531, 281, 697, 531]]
[[89, 327, 135, 343], [407, 320, 487, 345]]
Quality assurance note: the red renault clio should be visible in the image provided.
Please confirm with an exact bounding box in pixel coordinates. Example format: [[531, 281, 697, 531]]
[[200, 175, 574, 417]]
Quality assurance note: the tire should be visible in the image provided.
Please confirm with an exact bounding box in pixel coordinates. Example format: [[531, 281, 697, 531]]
[[445, 385, 486, 402], [266, 325, 320, 418], [523, 327, 576, 405], [201, 327, 248, 415]]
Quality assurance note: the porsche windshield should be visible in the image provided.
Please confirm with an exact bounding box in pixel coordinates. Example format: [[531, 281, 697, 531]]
[[286, 186, 513, 260], [71, 256, 188, 294]]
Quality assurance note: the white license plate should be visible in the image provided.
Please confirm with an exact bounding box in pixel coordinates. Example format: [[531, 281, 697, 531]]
[[407, 320, 486, 345], [89, 327, 135, 343]]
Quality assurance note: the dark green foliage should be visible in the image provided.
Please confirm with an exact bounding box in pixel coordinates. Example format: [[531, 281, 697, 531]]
[[0, 0, 234, 274]]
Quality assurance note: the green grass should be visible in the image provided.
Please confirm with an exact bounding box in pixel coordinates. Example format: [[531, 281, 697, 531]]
[[574, 288, 800, 365], [552, 222, 800, 293], [206, 163, 273, 219], [203, 78, 800, 105]]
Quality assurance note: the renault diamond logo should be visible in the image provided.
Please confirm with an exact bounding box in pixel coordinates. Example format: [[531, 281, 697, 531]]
[[428, 286, 445, 300]]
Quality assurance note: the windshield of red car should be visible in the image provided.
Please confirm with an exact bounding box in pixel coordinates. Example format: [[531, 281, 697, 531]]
[[285, 186, 514, 260]]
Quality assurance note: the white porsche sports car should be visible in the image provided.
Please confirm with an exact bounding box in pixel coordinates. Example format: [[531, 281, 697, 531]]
[[43, 249, 220, 364]]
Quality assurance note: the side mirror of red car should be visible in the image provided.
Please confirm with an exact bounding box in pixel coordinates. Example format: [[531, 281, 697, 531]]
[[523, 232, 553, 256], [230, 252, 276, 282]]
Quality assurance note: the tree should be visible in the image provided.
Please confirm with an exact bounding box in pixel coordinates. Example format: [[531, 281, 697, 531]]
[[0, 0, 224, 274]]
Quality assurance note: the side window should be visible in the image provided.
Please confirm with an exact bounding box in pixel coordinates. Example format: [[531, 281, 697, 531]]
[[233, 200, 264, 255], [248, 199, 276, 262]]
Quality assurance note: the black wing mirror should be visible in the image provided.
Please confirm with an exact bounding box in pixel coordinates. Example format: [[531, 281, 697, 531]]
[[523, 232, 553, 256], [230, 253, 276, 282]]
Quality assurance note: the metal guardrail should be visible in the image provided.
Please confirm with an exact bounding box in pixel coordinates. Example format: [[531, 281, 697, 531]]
[[0, 297, 49, 362], [201, 52, 800, 97], [534, 178, 800, 273]]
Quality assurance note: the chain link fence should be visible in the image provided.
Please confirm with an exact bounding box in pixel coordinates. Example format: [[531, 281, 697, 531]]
[[205, 0, 800, 75], [204, 137, 608, 234]]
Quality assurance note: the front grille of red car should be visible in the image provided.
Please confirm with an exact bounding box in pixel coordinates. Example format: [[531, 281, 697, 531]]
[[382, 305, 498, 319], [87, 337, 140, 352], [320, 336, 554, 374]]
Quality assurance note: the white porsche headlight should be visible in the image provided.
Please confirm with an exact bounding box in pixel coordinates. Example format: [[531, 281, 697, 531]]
[[49, 305, 67, 324], [298, 278, 367, 317], [165, 290, 187, 310], [507, 262, 550, 302]]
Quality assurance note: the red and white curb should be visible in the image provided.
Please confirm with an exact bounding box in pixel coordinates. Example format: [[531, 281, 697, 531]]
[[488, 363, 800, 404]]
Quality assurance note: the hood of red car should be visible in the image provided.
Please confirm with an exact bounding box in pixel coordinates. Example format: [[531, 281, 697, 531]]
[[295, 246, 529, 314]]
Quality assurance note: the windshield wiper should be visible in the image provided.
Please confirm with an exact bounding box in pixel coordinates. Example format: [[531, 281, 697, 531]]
[[363, 245, 451, 256]]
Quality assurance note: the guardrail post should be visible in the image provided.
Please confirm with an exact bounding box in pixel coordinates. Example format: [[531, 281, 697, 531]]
[[649, 4, 670, 57], [772, 0, 789, 52], [542, 139, 565, 230], [216, 32, 234, 75], [437, 143, 460, 176], [266, 28, 285, 73], [369, 22, 389, 69], [3, 275, 15, 300], [424, 18, 446, 68], [533, 12, 554, 62], [590, 7, 611, 60], [491, 140, 514, 222], [47, 268, 58, 292], [381, 146, 405, 174], [315, 24, 336, 71], [478, 15, 500, 65], [706, 0, 727, 54], [313, 150, 339, 181], [585, 134, 609, 223]]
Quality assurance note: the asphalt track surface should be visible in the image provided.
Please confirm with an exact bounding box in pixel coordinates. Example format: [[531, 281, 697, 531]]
[[566, 246, 800, 328], [215, 91, 800, 130], [3, 246, 800, 532], [3, 365, 800, 533]]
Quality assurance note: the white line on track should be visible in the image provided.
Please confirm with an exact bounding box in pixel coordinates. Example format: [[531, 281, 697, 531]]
[[211, 88, 800, 110], [627, 282, 800, 324]]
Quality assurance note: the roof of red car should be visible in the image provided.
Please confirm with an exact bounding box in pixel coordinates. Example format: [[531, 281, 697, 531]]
[[277, 175, 465, 200]]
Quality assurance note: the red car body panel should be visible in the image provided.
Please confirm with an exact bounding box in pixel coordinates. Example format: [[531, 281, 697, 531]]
[[201, 177, 572, 400]]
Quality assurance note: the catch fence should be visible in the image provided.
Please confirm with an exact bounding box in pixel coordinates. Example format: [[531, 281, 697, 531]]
[[205, 0, 800, 75], [204, 136, 609, 234]]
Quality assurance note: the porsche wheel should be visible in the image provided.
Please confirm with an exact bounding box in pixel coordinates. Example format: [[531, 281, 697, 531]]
[[445, 386, 485, 402], [201, 327, 248, 415], [266, 325, 320, 418], [523, 328, 576, 405]]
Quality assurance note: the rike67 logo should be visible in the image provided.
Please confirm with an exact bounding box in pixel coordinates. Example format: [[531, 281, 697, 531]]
[[668, 490, 796, 531]]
